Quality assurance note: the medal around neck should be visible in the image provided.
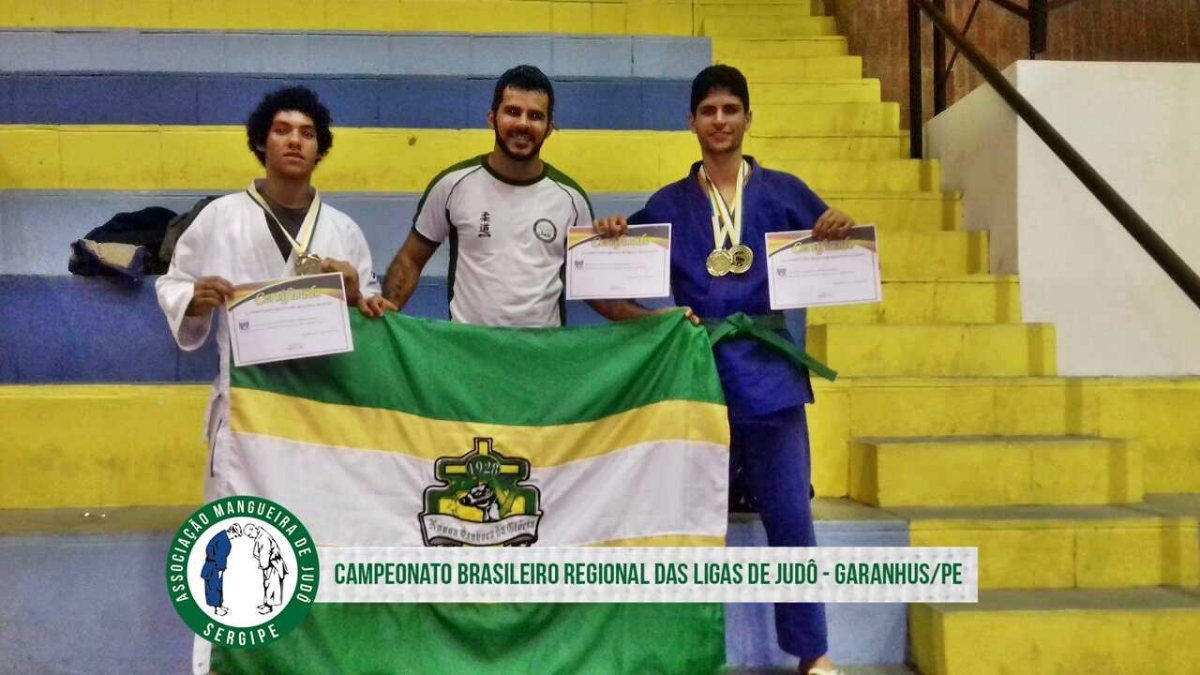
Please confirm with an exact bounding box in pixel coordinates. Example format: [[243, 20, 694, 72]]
[[702, 160, 751, 276], [729, 243, 754, 274], [294, 253, 323, 276], [247, 181, 323, 276], [707, 248, 734, 277]]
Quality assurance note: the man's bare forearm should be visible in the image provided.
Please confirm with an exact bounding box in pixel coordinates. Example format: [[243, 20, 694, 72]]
[[384, 257, 420, 310], [586, 299, 656, 322]]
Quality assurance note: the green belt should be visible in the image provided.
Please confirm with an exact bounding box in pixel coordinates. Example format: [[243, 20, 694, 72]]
[[702, 312, 838, 382]]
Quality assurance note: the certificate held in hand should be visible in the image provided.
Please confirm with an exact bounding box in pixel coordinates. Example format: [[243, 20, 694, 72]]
[[767, 225, 883, 310], [226, 272, 354, 366], [565, 224, 672, 300]]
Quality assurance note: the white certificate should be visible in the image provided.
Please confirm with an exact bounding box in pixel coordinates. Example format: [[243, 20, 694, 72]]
[[767, 225, 883, 309], [227, 273, 354, 367], [565, 224, 672, 300]]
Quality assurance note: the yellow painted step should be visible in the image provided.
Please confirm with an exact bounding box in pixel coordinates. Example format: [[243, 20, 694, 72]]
[[850, 436, 1143, 507], [751, 103, 901, 136], [821, 192, 963, 232], [807, 377, 1200, 497], [0, 385, 207, 509], [731, 56, 863, 82], [0, 506, 195, 536], [720, 54, 864, 81], [752, 80, 881, 104], [864, 230, 987, 278], [807, 323, 1056, 377], [768, 159, 939, 192], [5, 379, 1199, 508], [693, 3, 824, 33], [807, 276, 1021, 323], [0, 126, 926, 192], [900, 505, 1199, 589], [0, 0, 697, 35], [713, 37, 850, 59], [748, 132, 905, 160], [911, 588, 1200, 675], [701, 15, 838, 37]]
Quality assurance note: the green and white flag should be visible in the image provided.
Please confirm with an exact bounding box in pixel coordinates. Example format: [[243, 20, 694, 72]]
[[210, 310, 730, 674]]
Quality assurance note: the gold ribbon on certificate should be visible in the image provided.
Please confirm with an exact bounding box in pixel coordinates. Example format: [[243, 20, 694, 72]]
[[247, 181, 324, 275]]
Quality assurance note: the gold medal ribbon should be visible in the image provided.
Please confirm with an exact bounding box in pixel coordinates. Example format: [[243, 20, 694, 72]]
[[246, 180, 323, 263], [700, 160, 747, 251]]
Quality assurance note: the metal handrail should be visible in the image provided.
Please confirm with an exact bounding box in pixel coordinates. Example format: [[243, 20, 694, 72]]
[[907, 0, 1200, 310]]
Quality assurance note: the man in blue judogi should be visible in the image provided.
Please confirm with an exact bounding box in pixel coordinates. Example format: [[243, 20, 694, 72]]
[[592, 65, 854, 675], [200, 524, 242, 616]]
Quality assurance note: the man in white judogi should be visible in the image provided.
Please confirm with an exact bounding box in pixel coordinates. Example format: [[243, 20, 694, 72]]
[[156, 86, 396, 503], [241, 524, 288, 614]]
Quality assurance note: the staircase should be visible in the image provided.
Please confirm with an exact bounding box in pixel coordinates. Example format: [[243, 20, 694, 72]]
[[701, 3, 1200, 674]]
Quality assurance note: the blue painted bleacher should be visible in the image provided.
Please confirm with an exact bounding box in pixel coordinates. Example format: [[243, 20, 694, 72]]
[[0, 30, 710, 79], [0, 29, 708, 129], [0, 192, 649, 277], [0, 74, 692, 129]]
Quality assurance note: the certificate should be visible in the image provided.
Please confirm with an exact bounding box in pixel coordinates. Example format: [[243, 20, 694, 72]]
[[227, 273, 354, 367], [767, 225, 882, 309], [565, 224, 672, 300]]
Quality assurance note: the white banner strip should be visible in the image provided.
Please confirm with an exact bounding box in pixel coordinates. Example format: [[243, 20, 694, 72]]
[[316, 547, 977, 604]]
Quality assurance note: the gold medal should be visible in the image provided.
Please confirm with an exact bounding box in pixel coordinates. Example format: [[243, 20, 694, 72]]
[[701, 161, 751, 279], [295, 253, 323, 276], [729, 243, 753, 274], [246, 180, 324, 277], [706, 248, 734, 277]]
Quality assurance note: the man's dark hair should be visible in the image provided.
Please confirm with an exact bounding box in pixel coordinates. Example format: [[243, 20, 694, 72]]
[[690, 65, 751, 115], [491, 65, 555, 120], [245, 86, 334, 166]]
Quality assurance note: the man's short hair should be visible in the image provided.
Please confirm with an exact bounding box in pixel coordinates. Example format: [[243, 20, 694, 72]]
[[245, 86, 334, 166], [491, 65, 555, 120], [690, 65, 751, 115]]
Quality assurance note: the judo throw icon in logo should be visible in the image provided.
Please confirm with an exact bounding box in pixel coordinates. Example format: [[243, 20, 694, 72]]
[[166, 497, 319, 648], [420, 436, 543, 546]]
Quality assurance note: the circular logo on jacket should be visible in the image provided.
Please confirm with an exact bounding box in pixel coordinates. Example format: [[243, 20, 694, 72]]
[[532, 218, 557, 242], [166, 497, 319, 649]]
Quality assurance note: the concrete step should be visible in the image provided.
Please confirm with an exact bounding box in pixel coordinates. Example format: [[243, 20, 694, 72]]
[[896, 504, 1199, 589], [817, 191, 962, 232], [850, 436, 1143, 507], [0, 0, 701, 35], [806, 377, 1200, 497], [701, 15, 839, 37], [807, 276, 1021, 325], [809, 323, 1056, 378], [6, 380, 1200, 509], [713, 37, 850, 59], [751, 102, 901, 136], [0, 31, 710, 79], [731, 499, 909, 668], [733, 55, 864, 82], [910, 587, 1200, 674], [865, 231, 988, 278], [752, 80, 883, 105], [696, 3, 827, 34], [766, 159, 938, 192], [0, 126, 928, 192], [748, 132, 907, 160]]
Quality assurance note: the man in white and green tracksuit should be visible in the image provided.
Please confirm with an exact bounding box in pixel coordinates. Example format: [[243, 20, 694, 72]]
[[384, 65, 595, 328]]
